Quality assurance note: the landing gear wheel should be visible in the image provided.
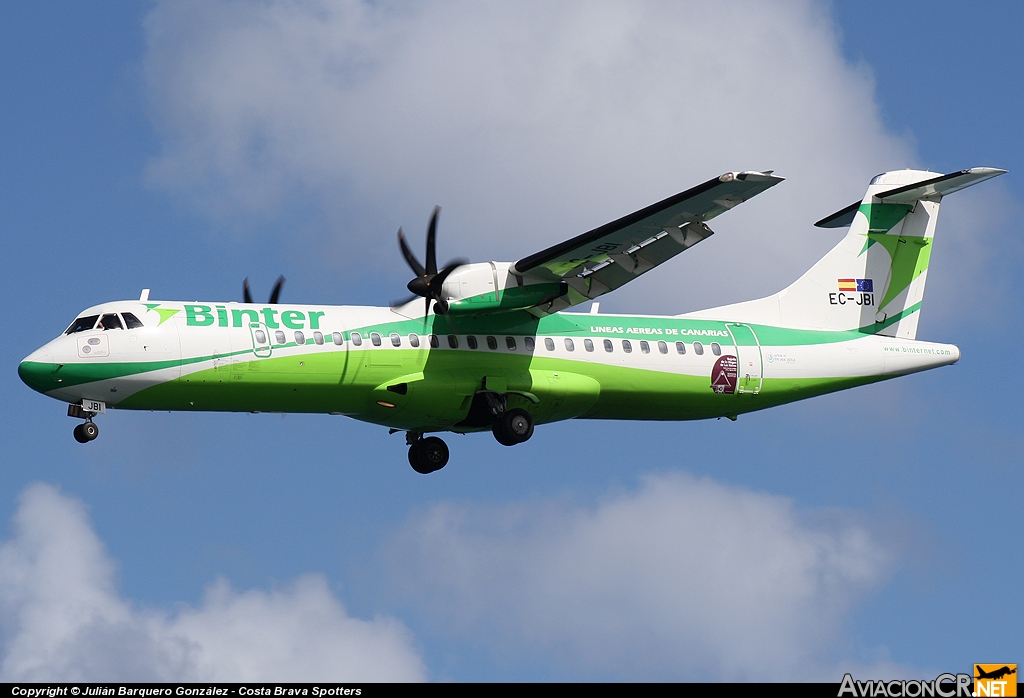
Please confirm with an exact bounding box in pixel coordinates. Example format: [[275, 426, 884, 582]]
[[433, 298, 449, 315], [82, 421, 99, 441], [73, 424, 89, 443], [492, 408, 534, 446], [409, 436, 450, 474]]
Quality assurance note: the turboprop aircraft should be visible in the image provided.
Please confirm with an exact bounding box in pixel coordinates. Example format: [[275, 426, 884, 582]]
[[19, 167, 1005, 473]]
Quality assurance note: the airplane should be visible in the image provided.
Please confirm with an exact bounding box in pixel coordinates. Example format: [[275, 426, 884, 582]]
[[18, 166, 1005, 473], [975, 666, 1016, 681]]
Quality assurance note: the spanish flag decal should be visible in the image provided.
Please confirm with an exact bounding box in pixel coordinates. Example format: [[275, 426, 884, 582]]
[[838, 278, 873, 292]]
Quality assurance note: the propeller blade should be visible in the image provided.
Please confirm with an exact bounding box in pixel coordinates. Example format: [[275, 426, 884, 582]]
[[425, 206, 440, 276], [243, 278, 253, 304], [398, 228, 426, 278], [268, 275, 285, 304]]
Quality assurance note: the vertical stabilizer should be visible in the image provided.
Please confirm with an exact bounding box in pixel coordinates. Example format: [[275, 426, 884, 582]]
[[684, 167, 1005, 338]]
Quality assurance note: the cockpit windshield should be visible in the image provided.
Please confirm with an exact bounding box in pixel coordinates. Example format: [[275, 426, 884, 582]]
[[122, 312, 144, 329], [65, 315, 100, 334], [99, 313, 124, 330]]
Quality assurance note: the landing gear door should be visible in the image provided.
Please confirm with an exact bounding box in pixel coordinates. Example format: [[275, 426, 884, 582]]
[[249, 322, 272, 358], [726, 323, 763, 394]]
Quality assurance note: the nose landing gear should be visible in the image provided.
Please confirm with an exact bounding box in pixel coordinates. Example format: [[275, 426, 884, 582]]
[[68, 402, 100, 443], [407, 432, 450, 474], [73, 420, 99, 443]]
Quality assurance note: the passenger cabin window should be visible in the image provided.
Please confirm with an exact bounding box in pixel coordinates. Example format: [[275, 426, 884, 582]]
[[294, 331, 305, 345], [429, 334, 439, 348], [99, 313, 123, 330], [486, 336, 498, 350], [525, 337, 535, 352], [603, 339, 613, 352], [544, 338, 555, 351], [693, 341, 704, 355], [676, 341, 686, 354], [564, 338, 575, 352], [255, 330, 267, 343], [275, 330, 286, 344], [467, 336, 478, 349], [447, 335, 459, 348], [584, 339, 594, 352], [622, 340, 632, 353], [390, 333, 401, 347], [711, 342, 721, 356], [351, 332, 363, 346], [332, 332, 343, 345], [313, 331, 324, 345], [122, 312, 144, 329], [65, 315, 99, 334], [640, 340, 650, 354], [658, 341, 668, 354], [371, 332, 382, 346], [506, 336, 516, 350], [409, 334, 420, 348]]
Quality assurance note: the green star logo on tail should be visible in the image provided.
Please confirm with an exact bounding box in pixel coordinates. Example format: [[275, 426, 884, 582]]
[[144, 303, 180, 326]]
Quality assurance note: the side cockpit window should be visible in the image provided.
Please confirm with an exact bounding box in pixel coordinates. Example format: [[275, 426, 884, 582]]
[[99, 313, 124, 330], [122, 312, 145, 329], [65, 315, 99, 334]]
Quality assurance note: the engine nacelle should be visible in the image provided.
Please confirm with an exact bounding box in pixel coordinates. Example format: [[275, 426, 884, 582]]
[[443, 262, 566, 315]]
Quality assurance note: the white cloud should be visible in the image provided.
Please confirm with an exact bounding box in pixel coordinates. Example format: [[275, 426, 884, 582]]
[[384, 472, 895, 681], [0, 483, 426, 682], [143, 0, 916, 312]]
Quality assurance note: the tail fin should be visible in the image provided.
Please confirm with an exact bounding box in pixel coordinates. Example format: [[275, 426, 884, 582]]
[[685, 167, 1005, 338]]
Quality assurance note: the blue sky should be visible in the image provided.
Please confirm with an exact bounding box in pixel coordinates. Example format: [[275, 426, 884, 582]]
[[1, 1, 1020, 682]]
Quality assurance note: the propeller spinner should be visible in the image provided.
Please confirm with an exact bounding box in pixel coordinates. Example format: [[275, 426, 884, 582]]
[[397, 207, 466, 315]]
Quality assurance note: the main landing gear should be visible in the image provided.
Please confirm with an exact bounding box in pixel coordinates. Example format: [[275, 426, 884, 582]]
[[404, 392, 536, 474], [492, 407, 534, 446], [469, 391, 535, 447], [407, 433, 450, 474]]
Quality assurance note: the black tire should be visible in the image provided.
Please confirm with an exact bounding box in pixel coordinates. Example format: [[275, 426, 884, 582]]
[[409, 436, 449, 473], [82, 421, 99, 441], [73, 424, 89, 444], [433, 298, 449, 315], [492, 423, 518, 446], [492, 408, 534, 446]]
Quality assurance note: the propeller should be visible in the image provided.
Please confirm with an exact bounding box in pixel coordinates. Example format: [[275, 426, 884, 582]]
[[243, 275, 286, 304], [397, 207, 466, 315]]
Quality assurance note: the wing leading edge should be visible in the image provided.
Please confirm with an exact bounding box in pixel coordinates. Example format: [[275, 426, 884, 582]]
[[509, 171, 783, 315]]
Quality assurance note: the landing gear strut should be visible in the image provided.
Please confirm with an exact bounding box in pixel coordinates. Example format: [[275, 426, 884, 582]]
[[492, 407, 534, 446], [73, 421, 99, 443], [68, 403, 99, 443], [407, 432, 450, 474]]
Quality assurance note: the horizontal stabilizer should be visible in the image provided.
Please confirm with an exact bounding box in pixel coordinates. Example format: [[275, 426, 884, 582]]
[[814, 201, 860, 229], [815, 167, 1007, 228], [877, 167, 1006, 202]]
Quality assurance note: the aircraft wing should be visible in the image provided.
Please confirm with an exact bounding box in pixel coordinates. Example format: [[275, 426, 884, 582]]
[[511, 171, 783, 315]]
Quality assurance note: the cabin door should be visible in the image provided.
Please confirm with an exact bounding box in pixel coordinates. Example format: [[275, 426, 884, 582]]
[[726, 323, 763, 394], [248, 322, 273, 358]]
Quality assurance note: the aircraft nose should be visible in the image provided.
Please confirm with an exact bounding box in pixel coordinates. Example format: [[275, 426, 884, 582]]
[[18, 348, 55, 394]]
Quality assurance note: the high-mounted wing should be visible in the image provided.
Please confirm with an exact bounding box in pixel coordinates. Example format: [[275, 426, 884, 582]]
[[511, 171, 783, 314]]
